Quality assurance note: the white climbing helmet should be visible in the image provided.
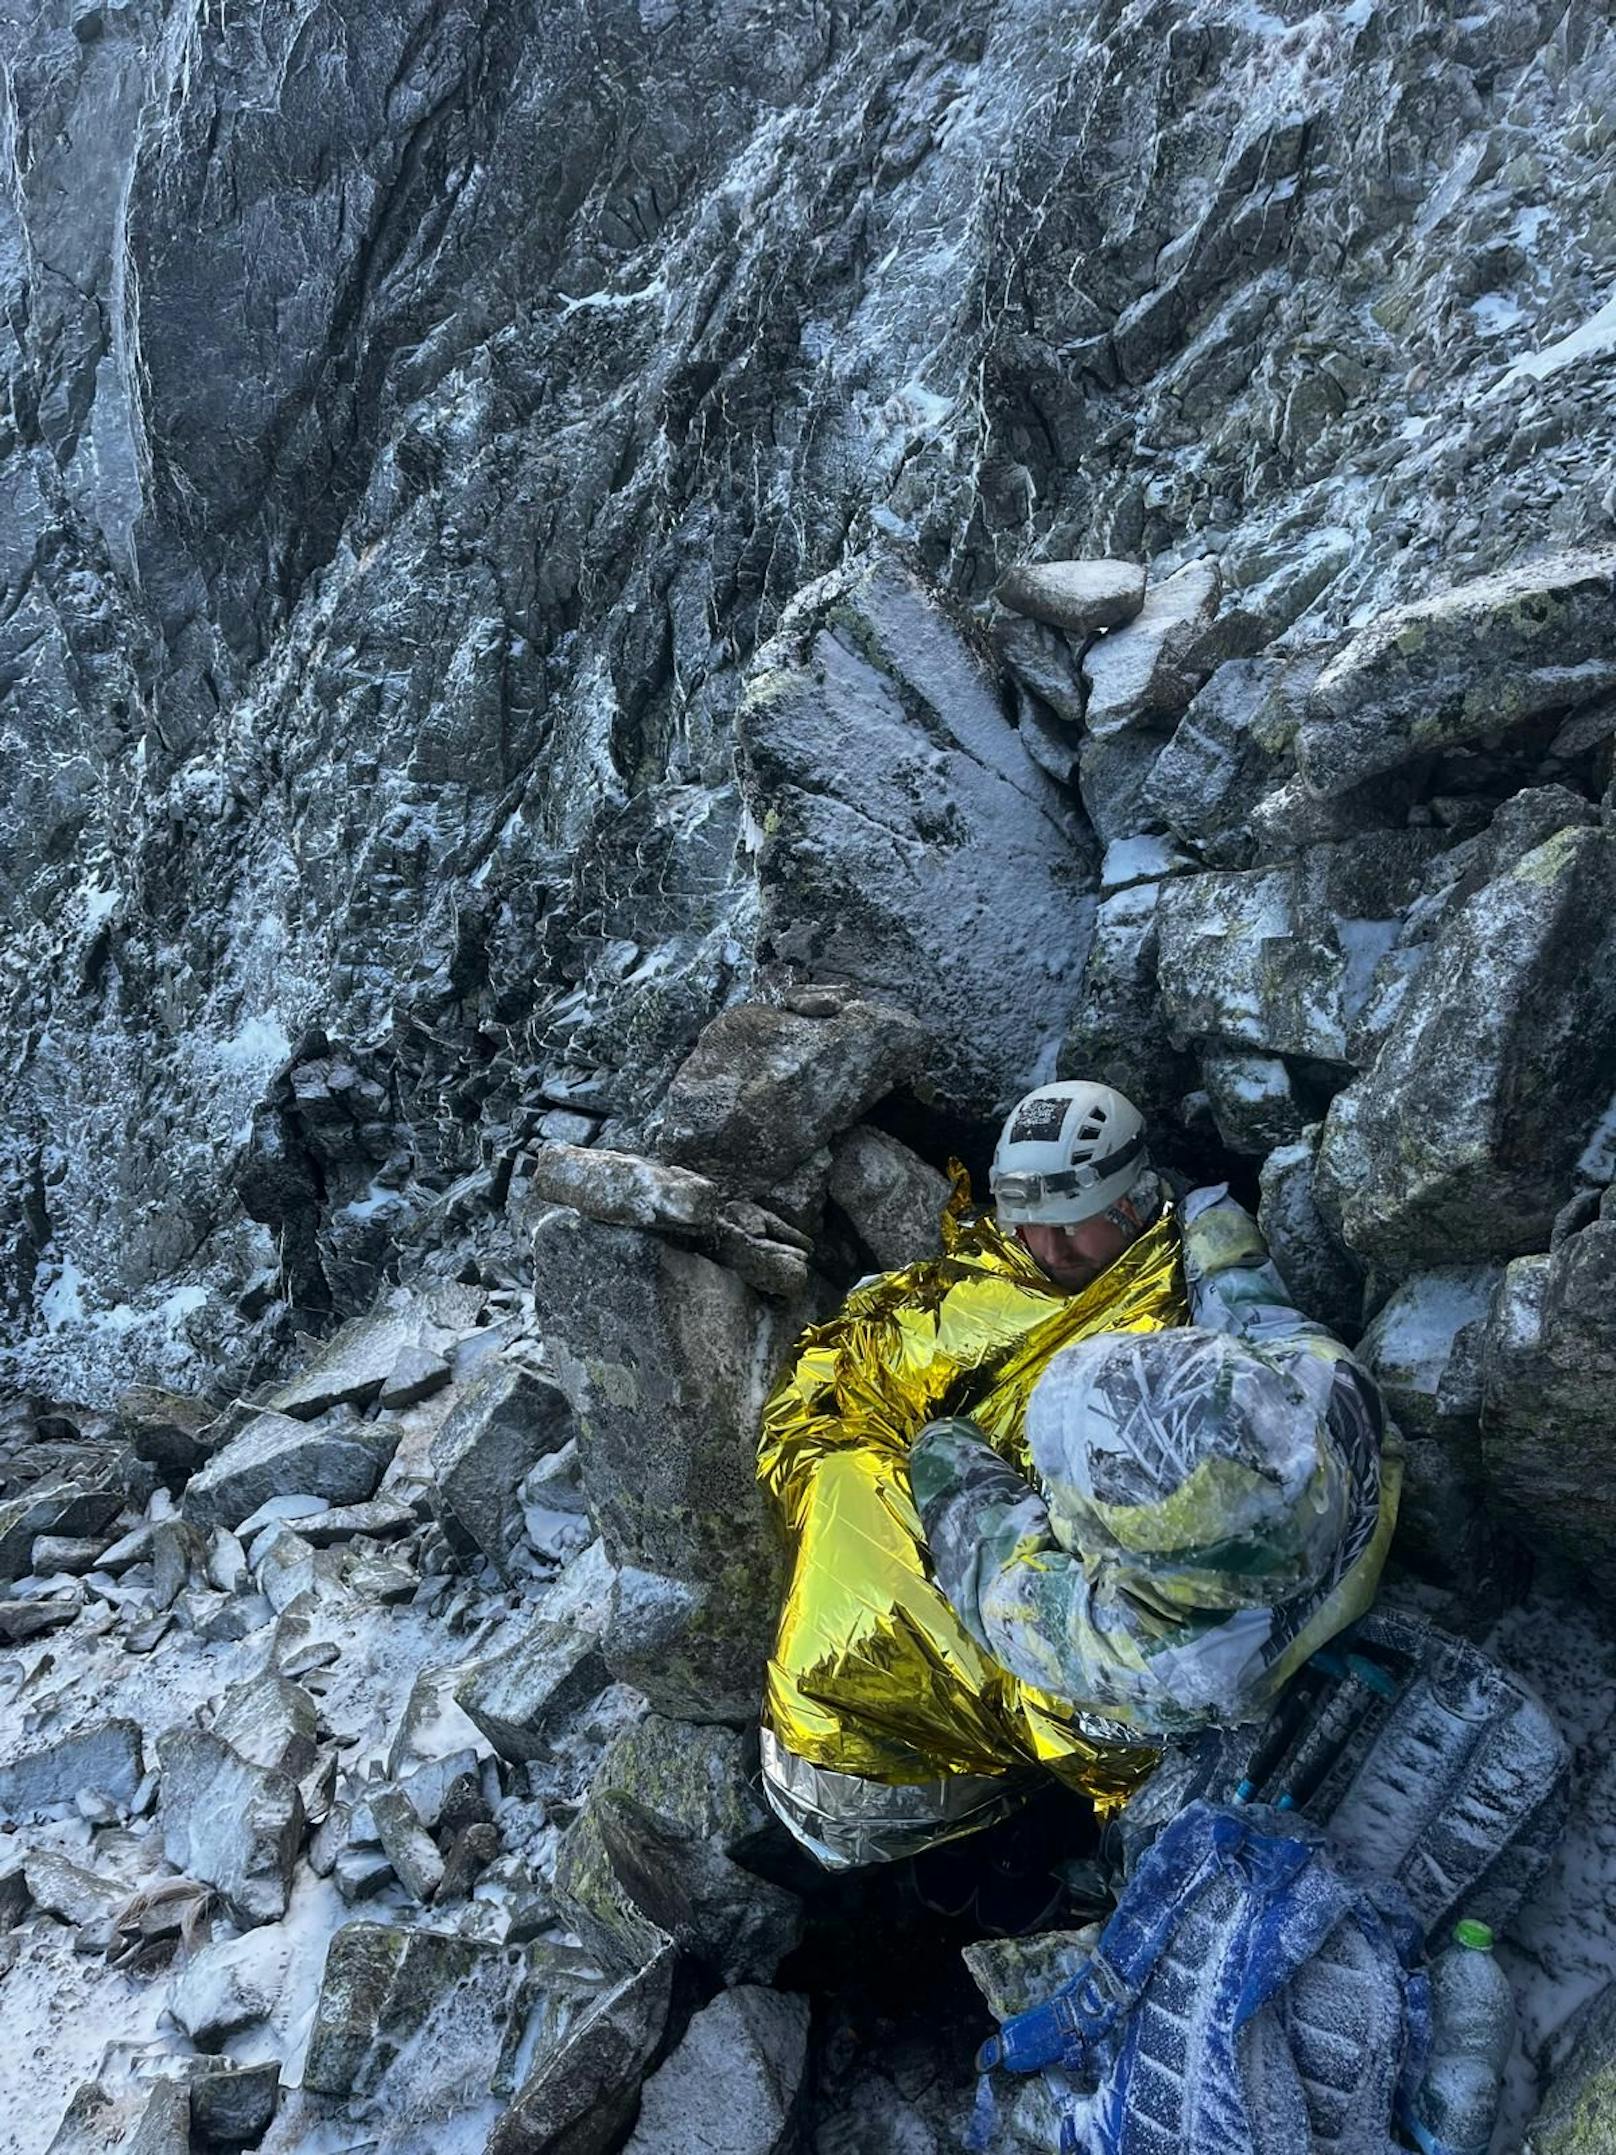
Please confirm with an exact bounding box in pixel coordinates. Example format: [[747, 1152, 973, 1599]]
[[990, 1081, 1148, 1227]]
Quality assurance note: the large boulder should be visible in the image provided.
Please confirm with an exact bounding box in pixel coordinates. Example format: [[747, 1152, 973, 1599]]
[[264, 1309, 427, 1420], [825, 1124, 950, 1270], [554, 1715, 800, 1986], [736, 556, 1094, 1119], [652, 997, 925, 1194], [1317, 825, 1616, 1267], [1156, 832, 1436, 1067], [182, 1408, 399, 1531], [156, 1728, 303, 1926], [532, 1209, 813, 1720], [1142, 654, 1300, 863], [996, 557, 1145, 636], [1298, 546, 1616, 797], [622, 1986, 810, 2155], [1482, 1206, 1616, 1603], [1080, 556, 1221, 737], [429, 1360, 575, 1577]]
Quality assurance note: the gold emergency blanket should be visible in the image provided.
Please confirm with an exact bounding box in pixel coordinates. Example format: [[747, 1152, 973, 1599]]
[[757, 1170, 1190, 1815]]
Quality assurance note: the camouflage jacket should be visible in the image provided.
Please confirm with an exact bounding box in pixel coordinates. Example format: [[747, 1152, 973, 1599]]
[[909, 1189, 1400, 1738]]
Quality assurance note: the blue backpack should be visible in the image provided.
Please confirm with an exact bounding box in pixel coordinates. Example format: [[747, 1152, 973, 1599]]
[[972, 1800, 1431, 2155]]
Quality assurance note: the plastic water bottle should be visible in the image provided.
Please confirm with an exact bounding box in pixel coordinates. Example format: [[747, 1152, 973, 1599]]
[[1411, 1919, 1517, 2155]]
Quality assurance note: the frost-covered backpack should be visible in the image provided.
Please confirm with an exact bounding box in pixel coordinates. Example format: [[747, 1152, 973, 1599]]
[[972, 1799, 1431, 2155]]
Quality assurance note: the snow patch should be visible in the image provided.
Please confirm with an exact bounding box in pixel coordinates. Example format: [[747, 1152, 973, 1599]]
[[1500, 289, 1616, 386]]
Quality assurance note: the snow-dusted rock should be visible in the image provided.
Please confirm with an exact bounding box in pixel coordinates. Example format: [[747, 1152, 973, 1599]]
[[1257, 1135, 1363, 1343], [1299, 547, 1616, 797], [653, 996, 926, 1195], [1199, 1048, 1304, 1157], [997, 557, 1146, 636], [736, 556, 1094, 1119], [428, 1360, 575, 1578], [301, 1921, 537, 2111], [265, 1311, 429, 1421], [156, 1728, 303, 1926], [1156, 833, 1436, 1067], [1081, 557, 1222, 737], [455, 1538, 614, 1760], [169, 1926, 294, 2046], [115, 1388, 218, 1485], [623, 1985, 810, 2155], [488, 1945, 674, 2155], [1360, 1266, 1501, 1586], [555, 1715, 801, 1987], [43, 2076, 190, 2155], [0, 1719, 144, 1818], [1061, 879, 1193, 1126], [826, 1124, 949, 1270], [994, 614, 1089, 728], [183, 1409, 399, 1531], [529, 1144, 814, 1300], [212, 1671, 320, 1779], [1318, 826, 1616, 1266], [1525, 1977, 1616, 2154], [532, 1212, 809, 1722], [1143, 655, 1301, 863], [378, 1345, 451, 1410], [1483, 1210, 1616, 1603], [0, 1470, 125, 1586]]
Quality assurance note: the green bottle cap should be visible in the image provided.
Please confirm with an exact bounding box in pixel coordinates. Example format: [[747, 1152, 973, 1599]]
[[1453, 1919, 1494, 1951]]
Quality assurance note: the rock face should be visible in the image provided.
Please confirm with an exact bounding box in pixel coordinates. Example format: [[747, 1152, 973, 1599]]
[[532, 1208, 810, 1721], [302, 1922, 535, 2108], [0, 0, 1609, 1420], [1482, 1207, 1616, 1603], [1298, 548, 1616, 797], [623, 1986, 811, 2155], [736, 558, 1094, 1116], [1317, 827, 1616, 1268]]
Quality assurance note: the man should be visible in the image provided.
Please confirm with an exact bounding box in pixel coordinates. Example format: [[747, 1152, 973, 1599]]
[[755, 1080, 1398, 1869]]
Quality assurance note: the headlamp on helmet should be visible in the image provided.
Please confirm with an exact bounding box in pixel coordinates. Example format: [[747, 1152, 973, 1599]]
[[990, 1082, 1148, 1227]]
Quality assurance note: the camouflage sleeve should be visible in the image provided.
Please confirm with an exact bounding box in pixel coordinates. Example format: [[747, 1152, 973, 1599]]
[[909, 1416, 1061, 1655], [910, 1413, 1284, 1724], [1182, 1186, 1342, 1358]]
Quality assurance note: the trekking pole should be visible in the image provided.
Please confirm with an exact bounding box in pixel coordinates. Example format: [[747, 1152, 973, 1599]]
[[1276, 1652, 1402, 1815]]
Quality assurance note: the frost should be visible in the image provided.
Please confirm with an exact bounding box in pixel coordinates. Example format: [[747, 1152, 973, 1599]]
[[1500, 289, 1616, 386], [1576, 1085, 1616, 1186], [214, 1013, 292, 1073], [1470, 292, 1525, 337], [38, 1257, 90, 1331]]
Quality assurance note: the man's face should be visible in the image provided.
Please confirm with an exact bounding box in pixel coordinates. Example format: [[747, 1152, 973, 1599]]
[[1013, 1209, 1137, 1292]]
